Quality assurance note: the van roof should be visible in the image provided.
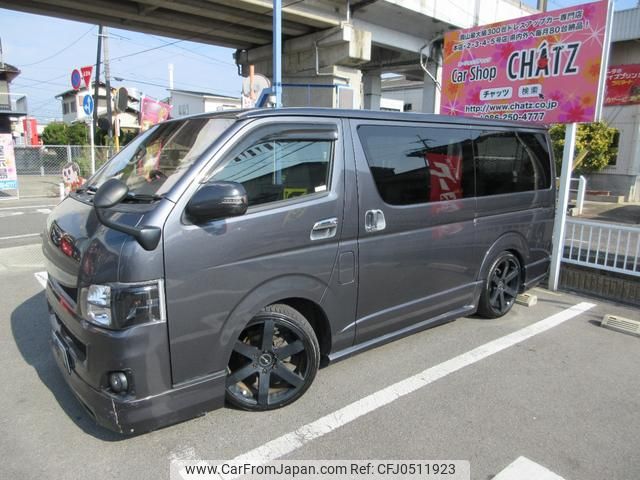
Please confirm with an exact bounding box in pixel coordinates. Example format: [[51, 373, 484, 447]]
[[180, 107, 548, 130]]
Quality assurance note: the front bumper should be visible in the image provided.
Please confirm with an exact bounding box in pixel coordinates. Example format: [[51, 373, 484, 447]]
[[46, 278, 226, 434]]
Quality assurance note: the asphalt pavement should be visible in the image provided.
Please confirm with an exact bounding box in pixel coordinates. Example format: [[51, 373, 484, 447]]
[[0, 197, 57, 248], [0, 235, 638, 480]]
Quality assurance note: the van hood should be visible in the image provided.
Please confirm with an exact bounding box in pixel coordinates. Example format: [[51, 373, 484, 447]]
[[43, 196, 143, 290]]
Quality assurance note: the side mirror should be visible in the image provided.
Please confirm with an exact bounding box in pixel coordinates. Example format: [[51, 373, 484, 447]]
[[93, 178, 161, 251], [94, 178, 129, 208], [187, 181, 248, 223]]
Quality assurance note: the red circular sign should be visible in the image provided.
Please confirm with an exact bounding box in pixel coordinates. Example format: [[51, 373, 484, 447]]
[[71, 69, 82, 90]]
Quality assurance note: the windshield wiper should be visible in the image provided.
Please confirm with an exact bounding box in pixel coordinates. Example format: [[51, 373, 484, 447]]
[[75, 184, 98, 194], [124, 192, 163, 202]]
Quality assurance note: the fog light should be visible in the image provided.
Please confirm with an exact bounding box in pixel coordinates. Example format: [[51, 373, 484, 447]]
[[109, 372, 128, 393]]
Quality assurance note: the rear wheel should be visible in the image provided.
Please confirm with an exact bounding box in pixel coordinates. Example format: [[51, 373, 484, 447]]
[[225, 304, 320, 411], [478, 252, 521, 318]]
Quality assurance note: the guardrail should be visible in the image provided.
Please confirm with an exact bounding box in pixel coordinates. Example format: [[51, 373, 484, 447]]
[[563, 218, 640, 277]]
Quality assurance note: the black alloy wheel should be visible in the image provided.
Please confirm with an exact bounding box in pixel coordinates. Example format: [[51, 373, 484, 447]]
[[225, 304, 320, 411], [478, 252, 521, 318]]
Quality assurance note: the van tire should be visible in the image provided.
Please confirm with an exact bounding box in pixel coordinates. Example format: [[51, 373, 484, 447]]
[[477, 252, 521, 318], [225, 304, 320, 411]]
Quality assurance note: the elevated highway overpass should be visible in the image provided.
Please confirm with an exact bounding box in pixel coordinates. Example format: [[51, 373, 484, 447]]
[[0, 0, 538, 110]]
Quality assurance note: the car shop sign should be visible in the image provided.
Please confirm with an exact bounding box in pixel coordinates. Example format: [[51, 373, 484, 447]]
[[440, 0, 610, 124]]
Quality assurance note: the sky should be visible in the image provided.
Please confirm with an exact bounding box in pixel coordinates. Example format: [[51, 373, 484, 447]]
[[0, 0, 637, 124]]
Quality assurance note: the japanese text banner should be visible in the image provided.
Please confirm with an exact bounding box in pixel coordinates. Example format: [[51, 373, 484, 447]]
[[440, 1, 609, 124], [605, 64, 640, 106]]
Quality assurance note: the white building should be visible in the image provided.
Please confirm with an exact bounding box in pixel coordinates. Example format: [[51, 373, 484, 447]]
[[56, 82, 140, 130], [169, 89, 241, 117], [591, 6, 640, 202]]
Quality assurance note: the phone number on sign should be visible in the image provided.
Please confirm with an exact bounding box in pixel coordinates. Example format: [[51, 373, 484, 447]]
[[481, 112, 546, 121]]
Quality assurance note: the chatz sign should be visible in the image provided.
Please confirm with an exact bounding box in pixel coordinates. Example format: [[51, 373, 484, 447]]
[[440, 1, 609, 124]]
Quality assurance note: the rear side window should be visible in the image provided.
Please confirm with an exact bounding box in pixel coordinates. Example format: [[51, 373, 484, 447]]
[[473, 130, 551, 196], [210, 139, 333, 207], [357, 125, 475, 205]]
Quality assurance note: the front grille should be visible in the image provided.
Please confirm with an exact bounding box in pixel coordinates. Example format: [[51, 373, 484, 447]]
[[59, 283, 78, 303], [53, 312, 87, 362]]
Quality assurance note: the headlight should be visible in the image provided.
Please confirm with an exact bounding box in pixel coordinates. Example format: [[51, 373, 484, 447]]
[[79, 280, 165, 329]]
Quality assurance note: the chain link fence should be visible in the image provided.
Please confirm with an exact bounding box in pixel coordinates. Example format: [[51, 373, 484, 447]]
[[13, 145, 115, 198]]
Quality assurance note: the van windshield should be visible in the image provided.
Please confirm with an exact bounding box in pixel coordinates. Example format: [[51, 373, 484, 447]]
[[86, 117, 235, 197]]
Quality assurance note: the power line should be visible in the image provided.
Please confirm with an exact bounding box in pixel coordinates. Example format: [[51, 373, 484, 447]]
[[18, 25, 95, 67]]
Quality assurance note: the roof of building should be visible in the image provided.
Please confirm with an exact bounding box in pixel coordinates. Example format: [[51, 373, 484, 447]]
[[0, 62, 21, 82], [381, 76, 424, 92], [611, 6, 640, 43], [169, 88, 240, 101], [169, 107, 548, 130]]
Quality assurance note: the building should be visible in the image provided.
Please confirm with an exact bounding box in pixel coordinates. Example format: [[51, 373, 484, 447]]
[[55, 82, 140, 131], [0, 61, 26, 135], [169, 89, 241, 117], [380, 75, 424, 112], [591, 6, 640, 202]]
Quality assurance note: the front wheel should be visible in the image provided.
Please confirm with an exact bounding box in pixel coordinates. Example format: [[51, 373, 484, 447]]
[[478, 252, 521, 318], [225, 304, 320, 411]]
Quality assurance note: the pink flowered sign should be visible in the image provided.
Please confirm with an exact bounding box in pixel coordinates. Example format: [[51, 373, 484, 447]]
[[440, 1, 609, 124]]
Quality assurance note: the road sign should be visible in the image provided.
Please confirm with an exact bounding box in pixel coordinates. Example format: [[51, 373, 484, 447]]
[[71, 69, 82, 90], [80, 65, 93, 89], [82, 95, 94, 116]]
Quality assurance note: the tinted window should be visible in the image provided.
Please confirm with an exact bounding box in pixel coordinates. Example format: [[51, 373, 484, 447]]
[[358, 125, 475, 205], [473, 130, 551, 196], [211, 139, 332, 207]]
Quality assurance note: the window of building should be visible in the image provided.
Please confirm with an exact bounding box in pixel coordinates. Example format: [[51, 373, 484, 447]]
[[472, 130, 551, 196], [608, 130, 620, 166], [210, 138, 333, 207], [357, 125, 475, 205], [178, 104, 190, 116]]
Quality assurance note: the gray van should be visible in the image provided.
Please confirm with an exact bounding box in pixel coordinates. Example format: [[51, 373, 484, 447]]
[[43, 108, 555, 434]]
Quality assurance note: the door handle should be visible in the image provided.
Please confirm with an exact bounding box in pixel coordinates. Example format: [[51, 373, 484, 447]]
[[364, 209, 386, 233], [310, 217, 338, 240]]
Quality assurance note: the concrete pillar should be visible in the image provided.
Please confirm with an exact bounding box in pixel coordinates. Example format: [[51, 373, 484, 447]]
[[363, 71, 381, 110], [421, 60, 442, 114], [236, 24, 371, 110]]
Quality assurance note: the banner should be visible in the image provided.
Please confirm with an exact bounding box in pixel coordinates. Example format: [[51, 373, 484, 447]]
[[0, 134, 19, 192], [604, 64, 640, 106], [140, 96, 172, 131], [440, 1, 609, 124]]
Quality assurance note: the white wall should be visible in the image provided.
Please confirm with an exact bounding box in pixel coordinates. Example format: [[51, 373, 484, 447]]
[[382, 87, 422, 112], [171, 92, 204, 117], [203, 97, 241, 112]]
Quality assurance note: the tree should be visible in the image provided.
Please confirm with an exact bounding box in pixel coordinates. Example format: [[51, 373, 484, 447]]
[[549, 122, 618, 174], [66, 123, 88, 145], [41, 122, 67, 145], [41, 122, 88, 145]]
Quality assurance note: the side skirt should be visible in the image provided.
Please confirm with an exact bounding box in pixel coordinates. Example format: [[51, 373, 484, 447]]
[[326, 303, 477, 364]]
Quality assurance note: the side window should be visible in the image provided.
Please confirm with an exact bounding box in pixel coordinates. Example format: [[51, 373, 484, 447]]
[[473, 130, 551, 196], [357, 125, 474, 205], [210, 137, 333, 207]]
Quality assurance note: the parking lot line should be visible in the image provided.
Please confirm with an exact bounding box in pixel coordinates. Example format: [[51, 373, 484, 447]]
[[0, 204, 56, 211], [174, 302, 596, 479], [0, 233, 41, 241], [494, 456, 566, 480]]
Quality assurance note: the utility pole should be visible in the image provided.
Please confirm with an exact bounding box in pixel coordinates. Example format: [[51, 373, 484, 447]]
[[273, 0, 282, 107], [103, 26, 113, 143], [93, 26, 102, 135]]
